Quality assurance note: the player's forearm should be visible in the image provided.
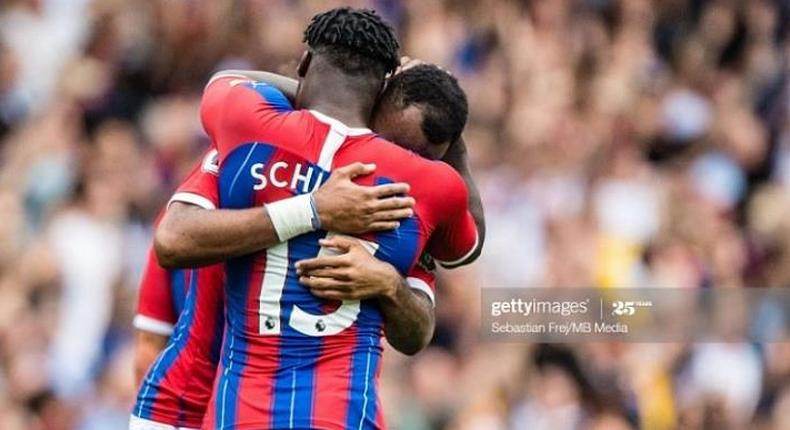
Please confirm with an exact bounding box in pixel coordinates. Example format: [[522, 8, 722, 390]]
[[378, 280, 435, 356], [295, 235, 433, 354], [157, 163, 415, 268], [214, 70, 298, 100], [155, 202, 282, 268], [442, 137, 486, 258]]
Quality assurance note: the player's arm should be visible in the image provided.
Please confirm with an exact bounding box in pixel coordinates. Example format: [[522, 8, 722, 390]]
[[377, 273, 434, 356], [156, 162, 415, 268], [213, 70, 298, 101], [133, 247, 178, 385], [441, 136, 485, 257], [296, 236, 434, 356], [157, 202, 280, 268], [426, 161, 483, 269]]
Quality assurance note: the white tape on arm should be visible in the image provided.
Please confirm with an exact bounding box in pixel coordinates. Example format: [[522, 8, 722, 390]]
[[265, 194, 318, 242]]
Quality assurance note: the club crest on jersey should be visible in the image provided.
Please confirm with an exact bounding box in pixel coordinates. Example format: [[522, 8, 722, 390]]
[[250, 161, 326, 194]]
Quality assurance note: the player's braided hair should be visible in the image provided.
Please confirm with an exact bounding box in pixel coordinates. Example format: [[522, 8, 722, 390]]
[[382, 64, 469, 145], [303, 7, 400, 77]]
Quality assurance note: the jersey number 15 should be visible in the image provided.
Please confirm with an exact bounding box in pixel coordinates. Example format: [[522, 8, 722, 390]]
[[257, 235, 379, 337]]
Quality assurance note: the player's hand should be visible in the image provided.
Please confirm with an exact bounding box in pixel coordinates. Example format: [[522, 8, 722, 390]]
[[395, 56, 426, 74], [296, 235, 402, 301], [312, 162, 415, 234], [394, 56, 452, 76]]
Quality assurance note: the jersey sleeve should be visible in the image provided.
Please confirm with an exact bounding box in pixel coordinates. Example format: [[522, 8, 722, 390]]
[[168, 148, 220, 209], [426, 165, 479, 269], [134, 246, 177, 336], [406, 260, 437, 307], [138, 148, 220, 335], [200, 74, 294, 160]]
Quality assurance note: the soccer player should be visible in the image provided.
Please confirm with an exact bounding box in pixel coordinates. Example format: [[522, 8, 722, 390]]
[[185, 8, 481, 430], [131, 153, 422, 430]]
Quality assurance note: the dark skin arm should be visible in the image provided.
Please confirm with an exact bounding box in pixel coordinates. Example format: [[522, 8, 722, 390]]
[[156, 162, 415, 268], [378, 279, 434, 355], [296, 236, 434, 355], [441, 136, 486, 265], [156, 203, 276, 268]]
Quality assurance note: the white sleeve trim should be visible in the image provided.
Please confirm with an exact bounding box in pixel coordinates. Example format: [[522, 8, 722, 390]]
[[168, 192, 216, 210], [133, 315, 174, 336], [434, 231, 480, 269], [129, 415, 199, 430], [407, 277, 435, 307]]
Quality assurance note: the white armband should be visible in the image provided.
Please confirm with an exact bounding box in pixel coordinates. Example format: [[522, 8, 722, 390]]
[[265, 194, 320, 241]]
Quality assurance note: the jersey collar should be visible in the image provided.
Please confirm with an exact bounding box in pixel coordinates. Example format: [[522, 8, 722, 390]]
[[309, 110, 373, 136]]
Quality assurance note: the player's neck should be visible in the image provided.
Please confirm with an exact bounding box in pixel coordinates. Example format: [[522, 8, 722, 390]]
[[299, 71, 377, 129], [306, 100, 369, 129]]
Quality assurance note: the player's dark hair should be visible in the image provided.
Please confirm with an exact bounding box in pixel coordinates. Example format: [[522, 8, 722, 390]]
[[380, 64, 469, 145], [303, 7, 400, 78]]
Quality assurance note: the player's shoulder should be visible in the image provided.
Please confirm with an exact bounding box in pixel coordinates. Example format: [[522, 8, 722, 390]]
[[413, 154, 465, 189], [362, 136, 463, 185], [206, 74, 293, 111], [366, 135, 414, 157], [242, 81, 293, 112], [416, 160, 468, 212], [363, 135, 445, 169]]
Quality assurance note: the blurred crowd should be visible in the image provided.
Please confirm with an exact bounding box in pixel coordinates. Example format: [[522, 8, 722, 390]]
[[1, 0, 790, 429]]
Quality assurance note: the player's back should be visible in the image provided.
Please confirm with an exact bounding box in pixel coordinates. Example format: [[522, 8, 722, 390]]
[[204, 77, 476, 430]]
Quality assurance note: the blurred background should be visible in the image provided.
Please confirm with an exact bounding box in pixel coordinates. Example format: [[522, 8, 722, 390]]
[[0, 0, 790, 428]]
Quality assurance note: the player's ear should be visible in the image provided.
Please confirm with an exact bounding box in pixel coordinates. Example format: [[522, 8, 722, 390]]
[[297, 51, 311, 78], [377, 77, 388, 98]]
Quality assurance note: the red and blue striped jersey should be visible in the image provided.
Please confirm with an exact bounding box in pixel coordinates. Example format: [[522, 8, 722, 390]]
[[200, 75, 477, 430], [133, 154, 226, 429], [134, 244, 187, 337]]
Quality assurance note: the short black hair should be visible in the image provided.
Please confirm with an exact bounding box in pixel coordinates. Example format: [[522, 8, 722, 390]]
[[303, 7, 400, 78], [381, 64, 469, 145]]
